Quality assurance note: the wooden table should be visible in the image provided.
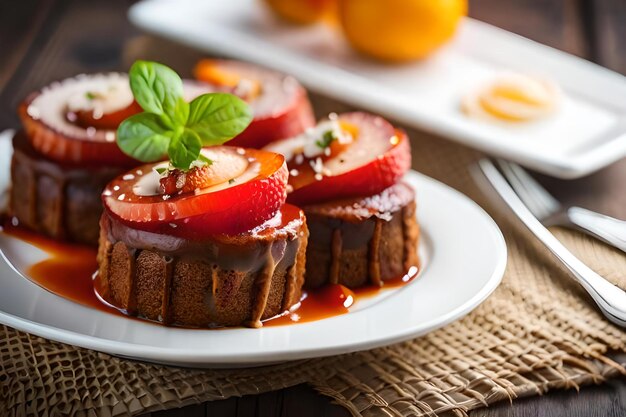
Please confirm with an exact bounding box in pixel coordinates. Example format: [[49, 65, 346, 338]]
[[1, 0, 624, 416]]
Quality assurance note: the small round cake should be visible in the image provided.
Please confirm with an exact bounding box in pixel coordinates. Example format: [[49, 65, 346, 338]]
[[303, 182, 419, 288], [97, 146, 308, 328], [265, 112, 418, 289], [93, 61, 310, 328], [98, 204, 308, 328], [10, 132, 123, 244]]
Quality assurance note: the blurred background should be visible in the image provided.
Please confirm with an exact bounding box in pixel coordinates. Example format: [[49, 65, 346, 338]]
[[0, 0, 624, 131]]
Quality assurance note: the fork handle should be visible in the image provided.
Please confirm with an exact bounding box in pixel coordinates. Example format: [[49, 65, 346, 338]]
[[478, 159, 626, 326], [567, 207, 626, 254]]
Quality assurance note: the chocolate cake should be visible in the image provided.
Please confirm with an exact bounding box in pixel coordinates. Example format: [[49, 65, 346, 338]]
[[97, 206, 308, 328], [10, 132, 123, 245], [303, 182, 419, 289]]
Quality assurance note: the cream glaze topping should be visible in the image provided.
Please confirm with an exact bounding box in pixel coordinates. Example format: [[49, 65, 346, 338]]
[[324, 113, 393, 176], [66, 76, 133, 118]]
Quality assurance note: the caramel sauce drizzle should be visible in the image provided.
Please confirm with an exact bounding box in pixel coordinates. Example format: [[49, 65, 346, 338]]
[[1, 218, 418, 329], [282, 245, 301, 312], [248, 244, 277, 328]]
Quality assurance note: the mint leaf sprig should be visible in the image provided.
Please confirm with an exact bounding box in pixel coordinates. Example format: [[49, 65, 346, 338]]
[[117, 60, 253, 170]]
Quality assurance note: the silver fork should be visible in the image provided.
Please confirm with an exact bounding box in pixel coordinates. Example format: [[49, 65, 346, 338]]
[[476, 158, 626, 327], [497, 160, 626, 254]]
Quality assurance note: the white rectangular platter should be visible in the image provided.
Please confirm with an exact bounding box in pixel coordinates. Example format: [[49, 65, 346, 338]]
[[129, 0, 626, 178]]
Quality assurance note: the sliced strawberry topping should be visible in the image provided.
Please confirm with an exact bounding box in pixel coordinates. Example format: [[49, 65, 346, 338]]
[[194, 59, 315, 149], [103, 147, 288, 238], [265, 112, 412, 205], [19, 74, 213, 167]]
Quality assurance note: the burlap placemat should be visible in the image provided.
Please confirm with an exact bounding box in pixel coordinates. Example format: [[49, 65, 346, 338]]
[[2, 37, 626, 417]]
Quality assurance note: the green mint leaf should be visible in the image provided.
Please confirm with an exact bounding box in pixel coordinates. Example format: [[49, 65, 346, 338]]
[[171, 96, 190, 126], [186, 93, 252, 145], [129, 60, 184, 123], [120, 61, 252, 172], [168, 129, 202, 169], [316, 130, 337, 149], [117, 113, 170, 162], [155, 167, 168, 175], [85, 91, 96, 100]]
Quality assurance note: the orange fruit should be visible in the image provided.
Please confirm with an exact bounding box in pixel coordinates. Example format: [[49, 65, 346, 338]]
[[338, 0, 467, 62], [264, 0, 337, 25]]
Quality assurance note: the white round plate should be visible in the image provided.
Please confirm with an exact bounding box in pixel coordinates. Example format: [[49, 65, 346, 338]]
[[0, 137, 506, 367]]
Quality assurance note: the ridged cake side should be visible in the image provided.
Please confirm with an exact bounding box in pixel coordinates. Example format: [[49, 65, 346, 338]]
[[303, 182, 419, 289], [97, 213, 308, 328], [10, 132, 123, 245]]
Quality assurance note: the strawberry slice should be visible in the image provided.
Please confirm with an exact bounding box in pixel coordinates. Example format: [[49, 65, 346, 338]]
[[265, 112, 411, 205], [102, 147, 288, 238], [19, 74, 213, 167], [19, 94, 137, 167], [194, 59, 315, 149]]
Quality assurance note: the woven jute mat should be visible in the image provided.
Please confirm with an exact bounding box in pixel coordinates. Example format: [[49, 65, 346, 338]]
[[2, 37, 626, 417]]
